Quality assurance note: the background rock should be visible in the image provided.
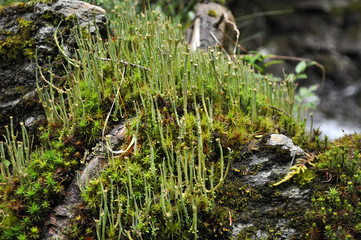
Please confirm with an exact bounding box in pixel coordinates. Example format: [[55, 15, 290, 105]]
[[186, 2, 237, 54]]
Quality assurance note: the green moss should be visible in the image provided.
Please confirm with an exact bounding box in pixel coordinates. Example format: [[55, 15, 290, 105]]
[[0, 2, 34, 17], [211, 0, 225, 5], [294, 168, 316, 187], [38, 0, 56, 4], [40, 10, 56, 21], [14, 86, 30, 95], [0, 17, 36, 63], [304, 134, 361, 239], [64, 14, 76, 22], [208, 9, 218, 17], [40, 9, 76, 26]]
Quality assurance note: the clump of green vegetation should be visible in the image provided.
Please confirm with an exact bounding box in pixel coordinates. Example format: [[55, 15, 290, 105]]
[[0, 117, 81, 239], [305, 134, 361, 240], [208, 9, 218, 17]]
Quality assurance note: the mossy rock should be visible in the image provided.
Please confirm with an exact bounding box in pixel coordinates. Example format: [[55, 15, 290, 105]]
[[0, 0, 107, 139]]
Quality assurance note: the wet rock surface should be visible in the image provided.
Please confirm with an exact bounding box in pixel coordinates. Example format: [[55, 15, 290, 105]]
[[0, 0, 107, 138], [230, 134, 311, 239]]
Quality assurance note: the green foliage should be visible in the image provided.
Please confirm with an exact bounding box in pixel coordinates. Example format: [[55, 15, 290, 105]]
[[241, 52, 320, 121], [0, 118, 81, 239], [273, 153, 316, 186], [290, 61, 319, 112], [241, 51, 283, 75], [295, 84, 319, 110], [306, 134, 361, 239]]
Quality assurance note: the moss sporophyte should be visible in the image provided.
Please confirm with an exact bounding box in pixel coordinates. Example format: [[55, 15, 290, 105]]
[[1, 1, 361, 239]]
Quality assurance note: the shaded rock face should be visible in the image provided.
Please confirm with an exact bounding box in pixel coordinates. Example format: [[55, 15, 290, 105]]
[[0, 0, 107, 138], [229, 134, 311, 239], [228, 0, 361, 125]]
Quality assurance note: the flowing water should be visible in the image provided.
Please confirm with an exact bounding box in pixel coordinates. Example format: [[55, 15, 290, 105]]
[[311, 111, 361, 140]]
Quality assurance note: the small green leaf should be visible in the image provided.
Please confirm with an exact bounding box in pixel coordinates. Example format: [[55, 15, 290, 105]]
[[250, 52, 263, 65], [307, 61, 317, 66], [295, 61, 307, 74], [296, 73, 307, 80], [4, 160, 10, 167], [308, 84, 319, 92], [299, 87, 309, 96], [264, 60, 283, 68], [253, 64, 264, 73], [288, 73, 296, 82]]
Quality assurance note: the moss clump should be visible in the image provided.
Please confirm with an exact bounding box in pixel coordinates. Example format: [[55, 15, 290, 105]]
[[0, 17, 36, 63], [0, 123, 83, 239], [305, 134, 361, 239], [208, 9, 218, 17], [0, 2, 34, 16], [39, 10, 56, 21]]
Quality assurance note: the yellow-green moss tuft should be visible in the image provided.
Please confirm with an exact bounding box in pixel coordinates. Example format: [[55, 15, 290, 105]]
[[208, 9, 218, 17]]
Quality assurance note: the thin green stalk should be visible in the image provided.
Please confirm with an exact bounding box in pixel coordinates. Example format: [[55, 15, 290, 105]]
[[252, 88, 257, 122]]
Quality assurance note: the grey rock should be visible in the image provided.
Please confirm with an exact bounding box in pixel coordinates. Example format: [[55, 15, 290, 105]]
[[231, 135, 310, 239], [37, 0, 107, 35], [267, 134, 305, 158]]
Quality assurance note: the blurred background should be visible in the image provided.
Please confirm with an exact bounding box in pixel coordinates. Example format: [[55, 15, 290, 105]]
[[227, 0, 361, 139]]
